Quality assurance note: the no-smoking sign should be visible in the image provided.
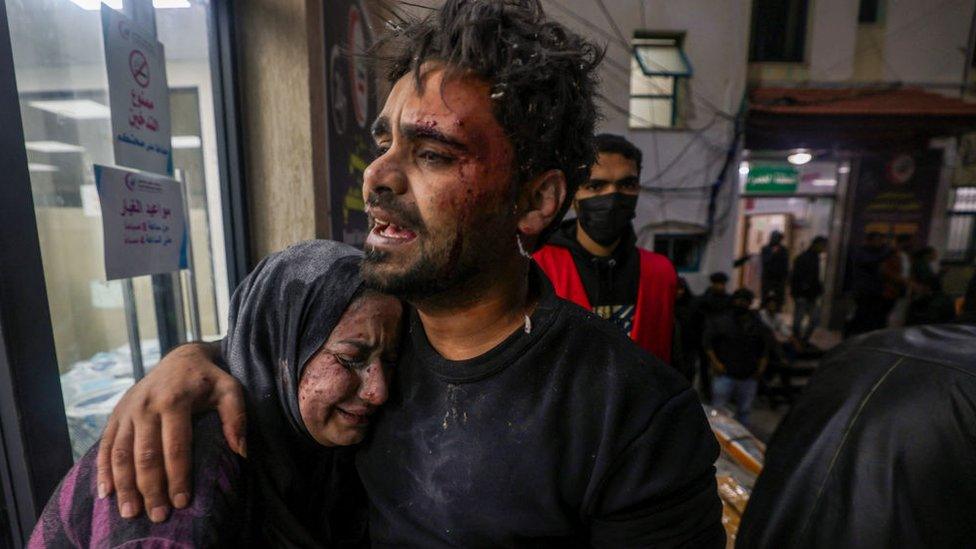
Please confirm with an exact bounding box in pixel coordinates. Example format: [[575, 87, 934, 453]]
[[129, 50, 150, 88], [104, 4, 171, 175]]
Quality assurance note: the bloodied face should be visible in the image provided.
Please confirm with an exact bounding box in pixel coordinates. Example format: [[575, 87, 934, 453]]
[[361, 65, 519, 300], [298, 290, 402, 446]]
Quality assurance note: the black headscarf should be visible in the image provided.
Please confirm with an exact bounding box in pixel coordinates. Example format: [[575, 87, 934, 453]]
[[221, 240, 367, 547]]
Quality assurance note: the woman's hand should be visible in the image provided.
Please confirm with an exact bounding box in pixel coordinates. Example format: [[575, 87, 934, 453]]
[[95, 341, 247, 523]]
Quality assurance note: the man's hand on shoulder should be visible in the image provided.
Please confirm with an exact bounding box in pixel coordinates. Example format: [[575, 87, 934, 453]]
[[95, 341, 247, 523]]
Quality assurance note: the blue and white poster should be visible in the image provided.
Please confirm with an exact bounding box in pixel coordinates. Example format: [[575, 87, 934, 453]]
[[94, 164, 187, 280]]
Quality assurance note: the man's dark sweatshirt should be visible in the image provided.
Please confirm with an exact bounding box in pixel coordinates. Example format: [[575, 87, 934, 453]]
[[547, 218, 640, 333], [356, 269, 724, 547]]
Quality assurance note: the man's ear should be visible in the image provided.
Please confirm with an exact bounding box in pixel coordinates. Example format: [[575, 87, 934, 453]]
[[516, 169, 567, 237]]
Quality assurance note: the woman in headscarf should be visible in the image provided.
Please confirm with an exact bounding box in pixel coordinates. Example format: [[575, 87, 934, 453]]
[[30, 240, 403, 547]]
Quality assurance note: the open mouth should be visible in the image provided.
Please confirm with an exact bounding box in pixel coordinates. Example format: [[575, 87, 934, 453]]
[[336, 407, 371, 426], [365, 210, 418, 248]]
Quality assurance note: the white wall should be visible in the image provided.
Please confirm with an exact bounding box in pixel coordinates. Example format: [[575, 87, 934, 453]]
[[548, 0, 752, 291], [808, 0, 860, 80], [883, 0, 976, 85]]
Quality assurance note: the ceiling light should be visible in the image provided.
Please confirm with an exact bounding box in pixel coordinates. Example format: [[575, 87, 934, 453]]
[[69, 0, 122, 9], [787, 150, 813, 165], [171, 135, 202, 149], [25, 141, 85, 153], [70, 0, 190, 9], [812, 178, 837, 187], [838, 164, 851, 174], [153, 0, 191, 7], [29, 99, 110, 120], [739, 162, 750, 176], [28, 163, 59, 173]]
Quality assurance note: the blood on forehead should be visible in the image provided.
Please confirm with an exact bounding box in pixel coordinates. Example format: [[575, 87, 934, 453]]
[[388, 67, 512, 161]]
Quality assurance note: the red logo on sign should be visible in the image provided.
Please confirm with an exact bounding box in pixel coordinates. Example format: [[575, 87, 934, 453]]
[[129, 50, 150, 88]]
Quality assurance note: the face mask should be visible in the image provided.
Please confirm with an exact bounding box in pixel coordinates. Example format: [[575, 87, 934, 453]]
[[576, 192, 638, 246]]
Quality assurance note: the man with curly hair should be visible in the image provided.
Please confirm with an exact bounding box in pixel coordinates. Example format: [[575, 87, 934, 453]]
[[95, 1, 724, 545]]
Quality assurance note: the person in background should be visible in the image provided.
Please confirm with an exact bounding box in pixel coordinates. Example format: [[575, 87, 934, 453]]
[[905, 271, 955, 327], [910, 245, 940, 286], [958, 271, 976, 323], [695, 272, 731, 401], [703, 288, 770, 426], [846, 232, 895, 337], [534, 133, 677, 363], [760, 294, 798, 359], [887, 234, 914, 327], [790, 236, 827, 346], [672, 277, 699, 381], [761, 231, 790, 304], [737, 321, 976, 548]]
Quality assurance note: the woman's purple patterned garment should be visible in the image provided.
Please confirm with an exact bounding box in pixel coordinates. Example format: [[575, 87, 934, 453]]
[[30, 414, 246, 548]]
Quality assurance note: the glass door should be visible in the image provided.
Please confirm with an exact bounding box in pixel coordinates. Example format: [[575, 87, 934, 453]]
[[5, 0, 234, 459]]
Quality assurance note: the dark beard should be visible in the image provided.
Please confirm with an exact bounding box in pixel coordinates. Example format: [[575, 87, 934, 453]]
[[362, 217, 513, 304], [361, 233, 482, 302]]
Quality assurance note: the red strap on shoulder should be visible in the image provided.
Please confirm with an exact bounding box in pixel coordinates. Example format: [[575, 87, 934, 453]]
[[532, 245, 591, 309], [631, 249, 677, 362]]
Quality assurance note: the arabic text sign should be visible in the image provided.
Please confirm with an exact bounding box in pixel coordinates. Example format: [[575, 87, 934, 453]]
[[102, 5, 172, 176], [95, 164, 187, 280], [745, 165, 799, 194]]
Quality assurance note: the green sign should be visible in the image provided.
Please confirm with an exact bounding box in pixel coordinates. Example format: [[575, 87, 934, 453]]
[[746, 165, 798, 193]]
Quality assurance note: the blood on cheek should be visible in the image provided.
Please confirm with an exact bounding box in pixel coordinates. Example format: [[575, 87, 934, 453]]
[[298, 357, 359, 429]]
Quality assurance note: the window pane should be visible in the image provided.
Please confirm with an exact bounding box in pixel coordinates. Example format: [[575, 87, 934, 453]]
[[629, 97, 673, 128], [630, 59, 674, 95], [858, 0, 881, 23], [654, 235, 704, 272], [671, 237, 701, 271], [634, 45, 691, 76], [945, 215, 975, 262], [952, 187, 976, 212], [7, 0, 230, 459], [749, 0, 809, 62]]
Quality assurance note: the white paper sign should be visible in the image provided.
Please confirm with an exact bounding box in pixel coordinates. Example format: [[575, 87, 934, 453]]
[[102, 5, 172, 176], [94, 164, 187, 280]]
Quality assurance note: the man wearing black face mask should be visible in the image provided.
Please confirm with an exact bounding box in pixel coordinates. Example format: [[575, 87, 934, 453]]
[[535, 134, 677, 362]]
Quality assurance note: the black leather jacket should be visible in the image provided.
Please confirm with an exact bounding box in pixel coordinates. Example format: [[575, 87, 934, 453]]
[[738, 324, 976, 549]]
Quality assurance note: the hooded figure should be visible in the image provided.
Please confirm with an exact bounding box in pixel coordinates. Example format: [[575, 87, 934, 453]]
[[760, 231, 789, 304], [223, 240, 370, 546], [31, 240, 384, 548]]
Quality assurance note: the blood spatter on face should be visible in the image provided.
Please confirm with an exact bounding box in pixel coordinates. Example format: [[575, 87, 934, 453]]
[[296, 292, 402, 447], [362, 66, 523, 297]]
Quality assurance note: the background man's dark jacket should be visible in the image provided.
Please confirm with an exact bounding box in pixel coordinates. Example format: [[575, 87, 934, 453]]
[[738, 325, 976, 548]]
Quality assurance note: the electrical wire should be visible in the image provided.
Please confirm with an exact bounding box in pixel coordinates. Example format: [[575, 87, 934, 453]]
[[595, 93, 665, 131], [396, 1, 435, 10], [642, 114, 721, 184], [592, 0, 629, 48], [383, 0, 743, 211], [539, 0, 736, 120]]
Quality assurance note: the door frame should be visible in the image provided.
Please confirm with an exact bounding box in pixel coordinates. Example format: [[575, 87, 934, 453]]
[[0, 1, 73, 543], [0, 1, 250, 544]]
